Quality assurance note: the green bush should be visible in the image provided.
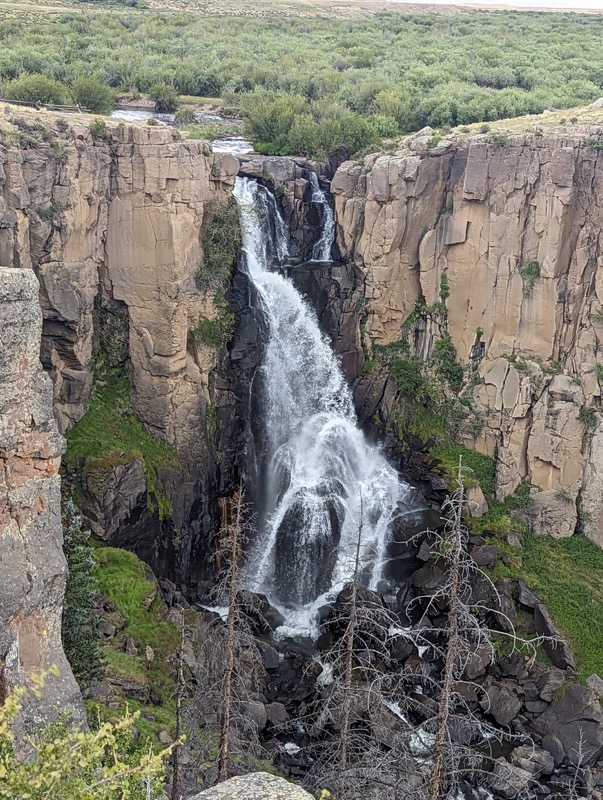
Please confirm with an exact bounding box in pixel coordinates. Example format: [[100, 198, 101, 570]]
[[196, 198, 242, 291], [6, 73, 66, 104], [433, 334, 464, 392], [71, 76, 115, 114], [61, 500, 105, 690], [520, 260, 540, 297], [89, 117, 108, 141], [188, 315, 234, 349], [0, 670, 171, 799], [149, 82, 179, 113], [174, 107, 196, 124]]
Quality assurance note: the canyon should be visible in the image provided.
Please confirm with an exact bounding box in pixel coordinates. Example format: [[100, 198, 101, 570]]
[[1, 109, 603, 794]]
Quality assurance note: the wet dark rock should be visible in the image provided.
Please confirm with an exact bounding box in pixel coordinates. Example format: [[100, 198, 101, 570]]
[[258, 641, 280, 671], [236, 591, 286, 635], [533, 604, 576, 671], [411, 561, 445, 591]]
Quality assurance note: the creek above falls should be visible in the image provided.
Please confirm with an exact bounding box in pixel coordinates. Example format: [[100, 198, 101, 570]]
[[232, 175, 430, 637]]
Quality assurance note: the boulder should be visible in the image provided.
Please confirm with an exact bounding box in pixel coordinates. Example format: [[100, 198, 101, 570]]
[[537, 668, 566, 702], [533, 684, 603, 765], [463, 643, 492, 681], [482, 685, 522, 726], [541, 733, 566, 768], [510, 744, 554, 777], [471, 544, 499, 566], [189, 772, 313, 799], [517, 580, 538, 609], [587, 674, 603, 696], [533, 603, 576, 671], [490, 758, 534, 799], [265, 702, 289, 726], [246, 700, 268, 732]]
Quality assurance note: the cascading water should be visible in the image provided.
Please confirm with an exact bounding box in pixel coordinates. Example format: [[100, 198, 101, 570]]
[[233, 176, 416, 634], [309, 172, 335, 262]]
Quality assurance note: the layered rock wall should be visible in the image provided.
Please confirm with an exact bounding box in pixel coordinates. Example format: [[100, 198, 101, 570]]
[[0, 267, 82, 725], [332, 130, 603, 545], [0, 115, 240, 584]]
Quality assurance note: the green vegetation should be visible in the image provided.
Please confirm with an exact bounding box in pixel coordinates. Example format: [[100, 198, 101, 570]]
[[188, 315, 234, 350], [64, 367, 176, 520], [196, 198, 242, 291], [91, 547, 180, 742], [0, 670, 170, 800], [433, 334, 464, 392], [578, 404, 598, 431], [71, 76, 115, 114], [149, 82, 179, 113], [433, 444, 496, 498], [5, 73, 65, 104], [520, 260, 541, 297], [61, 500, 105, 690], [2, 8, 603, 155], [89, 117, 108, 141]]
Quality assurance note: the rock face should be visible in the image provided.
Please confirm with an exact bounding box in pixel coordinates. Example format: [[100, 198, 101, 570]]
[[190, 773, 314, 800], [0, 115, 240, 583], [331, 130, 603, 545], [0, 267, 82, 728]]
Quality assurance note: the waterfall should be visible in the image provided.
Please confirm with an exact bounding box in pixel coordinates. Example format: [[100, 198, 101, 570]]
[[309, 172, 335, 262], [233, 176, 414, 634]]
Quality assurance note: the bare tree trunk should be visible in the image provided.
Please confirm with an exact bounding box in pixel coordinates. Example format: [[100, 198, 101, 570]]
[[218, 491, 242, 783], [429, 480, 464, 800], [171, 609, 185, 800], [339, 493, 364, 769]]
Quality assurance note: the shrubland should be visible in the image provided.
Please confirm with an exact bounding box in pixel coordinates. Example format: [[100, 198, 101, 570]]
[[1, 8, 603, 155]]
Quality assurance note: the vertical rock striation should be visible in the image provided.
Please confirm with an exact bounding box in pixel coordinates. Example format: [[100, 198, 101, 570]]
[[332, 129, 603, 546], [0, 267, 82, 726]]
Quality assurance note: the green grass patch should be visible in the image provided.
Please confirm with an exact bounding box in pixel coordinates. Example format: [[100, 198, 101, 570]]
[[65, 367, 177, 519], [519, 534, 603, 682], [471, 493, 603, 682], [431, 444, 496, 498], [91, 547, 180, 739]]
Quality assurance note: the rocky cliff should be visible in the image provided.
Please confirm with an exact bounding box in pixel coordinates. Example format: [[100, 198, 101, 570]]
[[0, 267, 82, 727], [331, 126, 603, 547], [0, 110, 242, 584]]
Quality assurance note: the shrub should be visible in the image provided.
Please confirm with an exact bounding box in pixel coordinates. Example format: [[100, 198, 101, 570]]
[[89, 117, 108, 141], [0, 670, 171, 799], [61, 500, 105, 690], [71, 76, 115, 114], [520, 260, 540, 297], [6, 73, 65, 104], [174, 107, 196, 124], [149, 82, 179, 113], [433, 334, 464, 392], [196, 198, 242, 291]]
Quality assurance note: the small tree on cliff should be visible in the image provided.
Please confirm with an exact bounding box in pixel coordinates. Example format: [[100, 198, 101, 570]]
[[61, 499, 105, 690]]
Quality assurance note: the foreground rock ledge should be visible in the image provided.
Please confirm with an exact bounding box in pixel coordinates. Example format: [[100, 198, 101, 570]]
[[190, 773, 314, 800]]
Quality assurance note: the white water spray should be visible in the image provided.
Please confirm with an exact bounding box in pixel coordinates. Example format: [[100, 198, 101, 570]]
[[309, 172, 335, 262], [233, 176, 413, 633]]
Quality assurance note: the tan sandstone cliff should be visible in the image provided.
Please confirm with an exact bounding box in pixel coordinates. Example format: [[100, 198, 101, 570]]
[[332, 126, 603, 547], [0, 267, 82, 725]]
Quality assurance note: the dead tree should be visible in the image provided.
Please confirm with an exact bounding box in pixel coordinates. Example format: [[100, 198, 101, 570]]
[[181, 490, 270, 794]]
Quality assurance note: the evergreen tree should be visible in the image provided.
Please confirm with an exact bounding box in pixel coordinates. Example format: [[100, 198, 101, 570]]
[[61, 499, 105, 689]]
